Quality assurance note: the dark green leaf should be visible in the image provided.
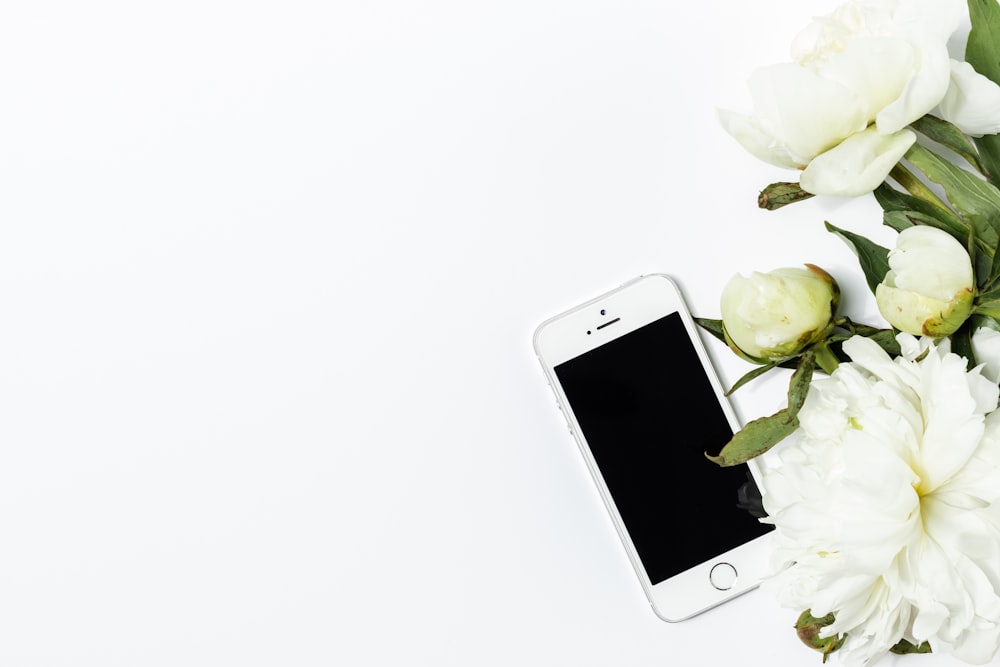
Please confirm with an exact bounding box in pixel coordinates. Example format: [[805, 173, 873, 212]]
[[966, 0, 1000, 180], [911, 115, 988, 175], [705, 409, 799, 466], [967, 0, 1000, 86], [951, 320, 978, 371], [726, 362, 780, 395], [985, 232, 1000, 288], [974, 135, 1000, 186], [881, 210, 913, 234], [974, 292, 1000, 319], [825, 221, 891, 295], [707, 352, 815, 466], [889, 162, 955, 214], [971, 312, 1000, 333], [866, 330, 902, 358], [874, 182, 965, 228], [786, 349, 816, 415], [905, 143, 1000, 249], [889, 639, 932, 655], [834, 317, 887, 337], [758, 182, 814, 210], [695, 317, 726, 344]]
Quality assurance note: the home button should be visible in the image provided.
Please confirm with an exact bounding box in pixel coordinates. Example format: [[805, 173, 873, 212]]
[[709, 562, 737, 591]]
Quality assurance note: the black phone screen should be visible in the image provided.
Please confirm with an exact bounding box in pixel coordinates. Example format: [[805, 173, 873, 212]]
[[554, 312, 773, 585]]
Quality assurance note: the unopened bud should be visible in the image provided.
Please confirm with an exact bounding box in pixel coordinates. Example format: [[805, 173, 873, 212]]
[[795, 610, 845, 662]]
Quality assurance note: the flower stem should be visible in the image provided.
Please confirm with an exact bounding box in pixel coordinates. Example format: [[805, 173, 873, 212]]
[[888, 163, 952, 216], [812, 341, 840, 375]]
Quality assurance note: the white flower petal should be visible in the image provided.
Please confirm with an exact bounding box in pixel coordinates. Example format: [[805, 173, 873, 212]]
[[716, 109, 802, 169], [973, 327, 1000, 385], [799, 126, 915, 196], [747, 63, 868, 163], [917, 350, 989, 491], [813, 36, 916, 122], [938, 60, 1000, 137], [875, 39, 953, 133], [886, 226, 975, 299], [889, 0, 965, 43]]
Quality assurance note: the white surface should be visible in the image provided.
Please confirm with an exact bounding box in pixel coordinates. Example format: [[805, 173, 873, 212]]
[[0, 1, 979, 665]]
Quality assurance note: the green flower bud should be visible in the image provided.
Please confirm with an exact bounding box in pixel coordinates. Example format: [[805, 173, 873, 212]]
[[795, 609, 845, 662], [875, 226, 974, 337], [720, 264, 839, 363]]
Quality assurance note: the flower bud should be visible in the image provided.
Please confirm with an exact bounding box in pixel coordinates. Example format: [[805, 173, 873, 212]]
[[795, 610, 845, 660], [875, 226, 974, 337], [720, 264, 839, 363]]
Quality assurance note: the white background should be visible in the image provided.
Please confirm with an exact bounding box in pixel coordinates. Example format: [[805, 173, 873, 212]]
[[0, 1, 982, 665]]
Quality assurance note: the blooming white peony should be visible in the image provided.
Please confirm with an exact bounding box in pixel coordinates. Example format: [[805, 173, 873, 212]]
[[761, 334, 1000, 666], [719, 0, 1000, 197]]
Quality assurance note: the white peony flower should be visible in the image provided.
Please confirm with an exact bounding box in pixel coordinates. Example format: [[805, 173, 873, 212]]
[[718, 0, 966, 196], [761, 334, 1000, 666]]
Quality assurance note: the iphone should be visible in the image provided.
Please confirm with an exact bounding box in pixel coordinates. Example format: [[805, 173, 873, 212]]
[[533, 274, 773, 621]]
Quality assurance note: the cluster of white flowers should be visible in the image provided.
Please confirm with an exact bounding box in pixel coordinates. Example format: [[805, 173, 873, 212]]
[[712, 0, 1000, 662], [761, 333, 1000, 666], [719, 0, 1000, 196]]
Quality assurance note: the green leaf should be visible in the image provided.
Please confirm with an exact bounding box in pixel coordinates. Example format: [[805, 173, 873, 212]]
[[786, 348, 815, 414], [972, 312, 1000, 333], [874, 182, 965, 228], [834, 317, 887, 337], [829, 319, 901, 357], [889, 639, 932, 655], [881, 210, 914, 234], [882, 209, 970, 245], [705, 409, 799, 466], [707, 351, 815, 466], [967, 0, 1000, 86], [911, 115, 989, 175], [694, 317, 726, 345], [865, 329, 902, 358], [975, 135, 1000, 186], [727, 362, 780, 395], [889, 162, 955, 215], [758, 182, 814, 210], [905, 143, 1000, 249], [825, 221, 891, 295], [985, 233, 1000, 289], [966, 0, 1000, 181], [974, 291, 1000, 319], [951, 320, 978, 371]]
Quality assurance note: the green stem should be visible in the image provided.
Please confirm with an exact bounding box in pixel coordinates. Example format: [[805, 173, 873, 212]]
[[888, 163, 953, 217], [812, 341, 840, 375]]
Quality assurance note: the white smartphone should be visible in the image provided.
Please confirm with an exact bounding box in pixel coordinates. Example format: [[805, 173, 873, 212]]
[[533, 274, 773, 622]]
